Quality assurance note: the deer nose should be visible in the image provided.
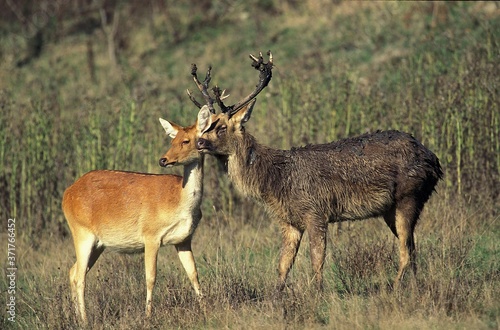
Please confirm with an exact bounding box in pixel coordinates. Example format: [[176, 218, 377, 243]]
[[197, 139, 207, 150], [159, 158, 168, 167]]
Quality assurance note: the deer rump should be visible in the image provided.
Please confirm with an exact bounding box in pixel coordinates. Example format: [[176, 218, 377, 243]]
[[233, 130, 442, 230]]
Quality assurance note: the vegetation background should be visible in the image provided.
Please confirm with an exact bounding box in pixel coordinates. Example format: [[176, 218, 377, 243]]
[[0, 1, 498, 329]]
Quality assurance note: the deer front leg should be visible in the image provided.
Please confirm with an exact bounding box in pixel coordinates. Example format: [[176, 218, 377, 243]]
[[175, 238, 202, 297], [277, 223, 303, 291], [144, 241, 160, 317]]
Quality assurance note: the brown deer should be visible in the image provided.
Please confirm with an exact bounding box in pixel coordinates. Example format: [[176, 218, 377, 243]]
[[194, 51, 443, 291], [62, 106, 213, 324]]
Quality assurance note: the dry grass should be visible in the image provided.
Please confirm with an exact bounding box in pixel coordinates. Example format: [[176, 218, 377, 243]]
[[2, 195, 498, 329]]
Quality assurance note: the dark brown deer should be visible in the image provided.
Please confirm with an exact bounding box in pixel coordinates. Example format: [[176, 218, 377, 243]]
[[194, 51, 443, 291]]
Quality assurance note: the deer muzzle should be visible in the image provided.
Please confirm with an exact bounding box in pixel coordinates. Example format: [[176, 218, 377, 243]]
[[196, 138, 212, 153], [159, 158, 176, 167]]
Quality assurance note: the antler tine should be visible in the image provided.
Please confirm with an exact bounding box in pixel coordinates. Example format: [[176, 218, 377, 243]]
[[212, 85, 231, 112], [187, 63, 216, 114], [186, 64, 203, 109], [227, 50, 274, 115], [186, 89, 203, 109]]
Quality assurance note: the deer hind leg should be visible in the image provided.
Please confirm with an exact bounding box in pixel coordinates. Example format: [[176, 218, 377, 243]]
[[307, 220, 327, 291], [69, 232, 101, 324], [175, 238, 202, 297], [394, 200, 419, 285], [277, 223, 304, 292], [144, 241, 160, 317], [383, 205, 398, 238]]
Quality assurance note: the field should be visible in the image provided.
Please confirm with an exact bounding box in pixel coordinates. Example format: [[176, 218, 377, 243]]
[[1, 1, 499, 329]]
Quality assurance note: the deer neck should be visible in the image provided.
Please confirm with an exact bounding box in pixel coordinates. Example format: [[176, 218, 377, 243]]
[[181, 155, 204, 206], [227, 133, 275, 200]]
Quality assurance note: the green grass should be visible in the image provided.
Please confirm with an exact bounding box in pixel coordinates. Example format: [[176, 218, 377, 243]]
[[0, 1, 499, 329]]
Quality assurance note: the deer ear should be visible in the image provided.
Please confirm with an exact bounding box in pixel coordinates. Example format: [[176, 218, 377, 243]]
[[232, 98, 256, 126], [197, 105, 212, 134], [159, 118, 179, 139]]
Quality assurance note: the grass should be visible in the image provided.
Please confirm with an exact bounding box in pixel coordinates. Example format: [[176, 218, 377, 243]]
[[2, 197, 498, 329], [0, 1, 499, 329]]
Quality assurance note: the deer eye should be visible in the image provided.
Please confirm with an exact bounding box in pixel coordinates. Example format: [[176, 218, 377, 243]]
[[217, 125, 227, 137], [182, 140, 190, 145]]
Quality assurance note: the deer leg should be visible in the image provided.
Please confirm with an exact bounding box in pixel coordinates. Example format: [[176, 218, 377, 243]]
[[87, 244, 105, 271], [383, 205, 398, 238], [70, 232, 98, 324], [277, 223, 303, 291], [144, 241, 160, 317], [307, 221, 327, 291], [175, 238, 202, 297], [394, 201, 418, 285]]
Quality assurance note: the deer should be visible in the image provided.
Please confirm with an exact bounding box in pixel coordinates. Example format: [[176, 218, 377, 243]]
[[194, 51, 443, 292], [62, 100, 214, 323]]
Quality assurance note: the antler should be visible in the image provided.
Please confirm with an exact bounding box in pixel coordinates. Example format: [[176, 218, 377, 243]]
[[226, 50, 273, 115], [186, 50, 273, 115], [186, 64, 216, 113], [187, 64, 230, 114]]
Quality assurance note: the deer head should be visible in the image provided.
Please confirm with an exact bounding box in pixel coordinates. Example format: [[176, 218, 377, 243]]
[[158, 105, 212, 167]]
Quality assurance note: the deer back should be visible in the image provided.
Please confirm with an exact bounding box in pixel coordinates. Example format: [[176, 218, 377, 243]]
[[225, 130, 442, 226]]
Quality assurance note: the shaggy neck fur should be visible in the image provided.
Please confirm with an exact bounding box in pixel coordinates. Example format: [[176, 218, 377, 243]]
[[227, 133, 285, 203]]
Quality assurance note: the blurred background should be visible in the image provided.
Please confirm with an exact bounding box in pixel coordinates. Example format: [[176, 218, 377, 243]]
[[1, 0, 499, 240], [0, 0, 498, 244]]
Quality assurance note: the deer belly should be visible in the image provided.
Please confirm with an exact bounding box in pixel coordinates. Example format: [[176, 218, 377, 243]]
[[335, 190, 393, 221], [98, 231, 145, 253]]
